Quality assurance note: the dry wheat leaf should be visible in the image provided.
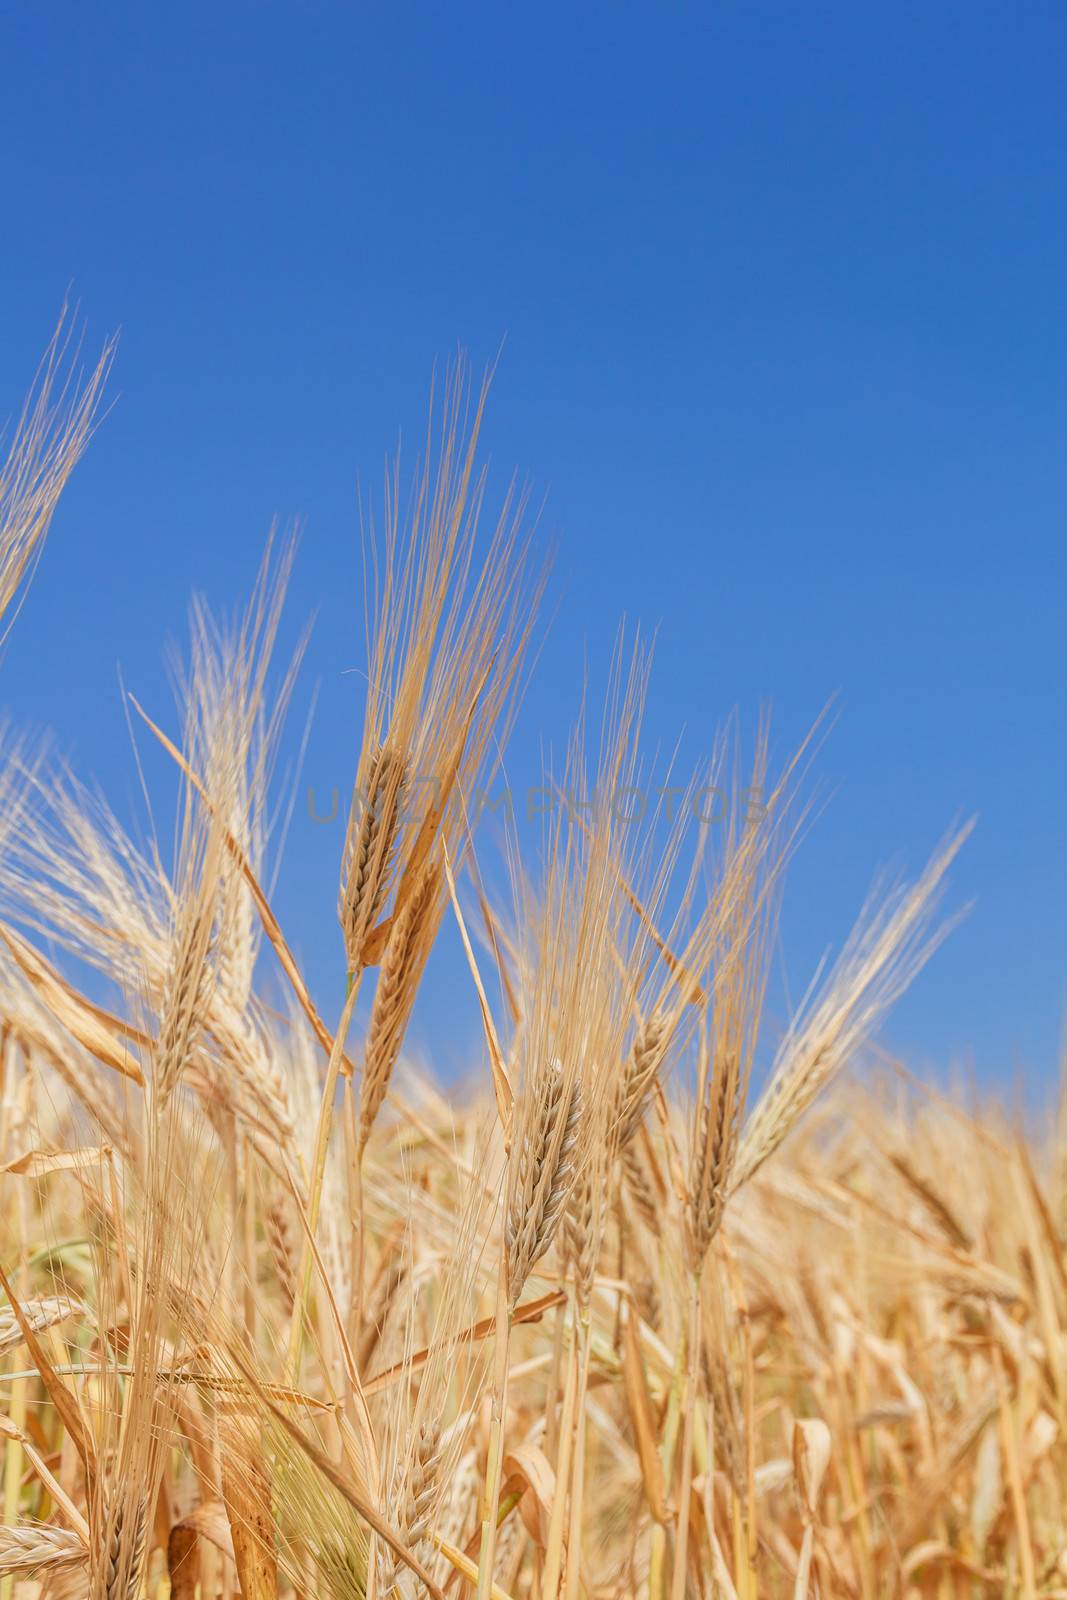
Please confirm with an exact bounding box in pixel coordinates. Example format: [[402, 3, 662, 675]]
[[502, 1442, 556, 1547], [0, 922, 145, 1084], [2, 1145, 111, 1177]]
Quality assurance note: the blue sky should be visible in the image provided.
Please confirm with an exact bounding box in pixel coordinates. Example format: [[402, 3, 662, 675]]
[[2, 2, 1065, 1091]]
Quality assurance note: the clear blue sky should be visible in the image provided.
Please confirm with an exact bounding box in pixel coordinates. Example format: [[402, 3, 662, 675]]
[[2, 2, 1065, 1092]]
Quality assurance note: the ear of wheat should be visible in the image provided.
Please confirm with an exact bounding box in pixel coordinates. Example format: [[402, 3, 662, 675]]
[[359, 856, 444, 1151], [0, 306, 113, 634], [505, 1057, 584, 1306]]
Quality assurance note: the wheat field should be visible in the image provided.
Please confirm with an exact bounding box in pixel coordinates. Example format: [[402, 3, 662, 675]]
[[0, 320, 1063, 1600]]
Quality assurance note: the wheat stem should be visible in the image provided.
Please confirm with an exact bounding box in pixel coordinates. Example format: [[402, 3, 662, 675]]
[[539, 1298, 578, 1600], [475, 1245, 512, 1600], [670, 1275, 701, 1600], [286, 973, 361, 1381], [563, 1307, 592, 1600]]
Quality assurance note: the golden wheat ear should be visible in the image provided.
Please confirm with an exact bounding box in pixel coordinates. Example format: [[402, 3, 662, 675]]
[[358, 854, 445, 1153], [179, 529, 303, 1017], [0, 305, 113, 638], [0, 1525, 87, 1580], [339, 357, 544, 982], [732, 821, 973, 1196]]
